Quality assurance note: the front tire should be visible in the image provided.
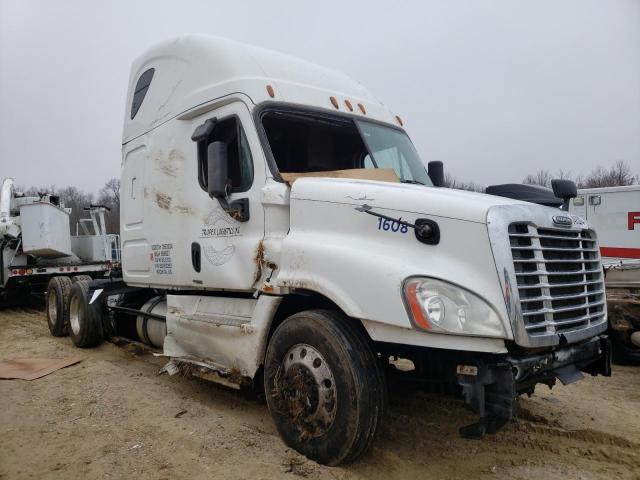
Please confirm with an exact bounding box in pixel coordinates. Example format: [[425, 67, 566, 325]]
[[67, 280, 104, 348], [46, 276, 72, 337], [264, 310, 385, 465]]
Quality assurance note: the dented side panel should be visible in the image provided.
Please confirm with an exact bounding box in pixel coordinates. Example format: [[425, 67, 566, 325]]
[[164, 294, 282, 377]]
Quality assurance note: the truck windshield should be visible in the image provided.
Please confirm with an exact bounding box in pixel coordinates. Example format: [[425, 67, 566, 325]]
[[261, 109, 432, 185], [356, 120, 432, 186]]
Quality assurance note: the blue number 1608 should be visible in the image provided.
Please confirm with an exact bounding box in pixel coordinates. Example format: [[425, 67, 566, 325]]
[[377, 217, 409, 234]]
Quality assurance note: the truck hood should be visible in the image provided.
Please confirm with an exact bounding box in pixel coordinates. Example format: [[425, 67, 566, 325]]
[[289, 177, 529, 223]]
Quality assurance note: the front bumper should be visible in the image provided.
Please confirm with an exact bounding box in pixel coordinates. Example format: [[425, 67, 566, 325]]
[[456, 334, 611, 438]]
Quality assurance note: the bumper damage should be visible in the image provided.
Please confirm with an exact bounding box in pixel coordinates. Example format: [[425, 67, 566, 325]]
[[456, 334, 611, 439]]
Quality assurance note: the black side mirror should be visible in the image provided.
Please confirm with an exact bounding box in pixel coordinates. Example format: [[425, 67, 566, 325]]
[[204, 141, 250, 222], [428, 161, 444, 187], [192, 119, 250, 223], [551, 179, 577, 211], [207, 141, 229, 199]]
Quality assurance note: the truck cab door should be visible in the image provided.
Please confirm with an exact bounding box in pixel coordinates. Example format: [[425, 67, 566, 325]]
[[189, 102, 265, 291]]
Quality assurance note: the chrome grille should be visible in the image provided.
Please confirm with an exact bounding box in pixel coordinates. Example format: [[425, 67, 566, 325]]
[[508, 223, 606, 339]]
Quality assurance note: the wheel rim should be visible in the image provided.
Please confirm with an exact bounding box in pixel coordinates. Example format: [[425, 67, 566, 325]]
[[47, 289, 57, 324], [276, 344, 337, 439], [69, 294, 81, 336]]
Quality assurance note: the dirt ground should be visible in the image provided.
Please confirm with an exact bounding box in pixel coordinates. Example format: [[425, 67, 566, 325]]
[[0, 305, 638, 480]]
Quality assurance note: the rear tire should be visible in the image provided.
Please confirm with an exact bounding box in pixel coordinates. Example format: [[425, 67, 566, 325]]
[[264, 310, 385, 465], [72, 275, 92, 284], [45, 276, 72, 337], [67, 280, 104, 348]]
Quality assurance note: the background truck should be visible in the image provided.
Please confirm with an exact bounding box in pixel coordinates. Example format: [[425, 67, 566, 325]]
[[569, 185, 640, 363], [44, 35, 610, 465], [0, 177, 119, 309]]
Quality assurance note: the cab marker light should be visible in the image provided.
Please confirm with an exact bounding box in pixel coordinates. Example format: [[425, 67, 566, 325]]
[[330, 96, 339, 109], [344, 99, 353, 112], [395, 115, 403, 126], [358, 103, 366, 114], [266, 85, 275, 98]]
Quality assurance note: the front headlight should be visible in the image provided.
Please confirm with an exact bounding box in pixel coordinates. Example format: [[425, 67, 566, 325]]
[[403, 277, 506, 337]]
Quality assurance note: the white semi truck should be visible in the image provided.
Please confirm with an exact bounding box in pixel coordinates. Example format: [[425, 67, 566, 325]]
[[0, 178, 118, 310], [46, 35, 611, 465]]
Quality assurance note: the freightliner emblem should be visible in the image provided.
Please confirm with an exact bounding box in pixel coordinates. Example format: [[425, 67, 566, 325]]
[[552, 215, 573, 227]]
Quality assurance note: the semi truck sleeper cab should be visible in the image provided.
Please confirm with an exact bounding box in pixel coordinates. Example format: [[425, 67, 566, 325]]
[[44, 35, 611, 465]]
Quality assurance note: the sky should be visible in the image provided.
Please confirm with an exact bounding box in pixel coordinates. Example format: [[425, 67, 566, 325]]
[[1, 0, 639, 193]]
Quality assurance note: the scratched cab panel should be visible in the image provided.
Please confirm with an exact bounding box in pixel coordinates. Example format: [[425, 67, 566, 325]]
[[120, 100, 266, 291]]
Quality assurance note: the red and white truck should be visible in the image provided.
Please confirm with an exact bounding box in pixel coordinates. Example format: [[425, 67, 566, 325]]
[[570, 185, 640, 363]]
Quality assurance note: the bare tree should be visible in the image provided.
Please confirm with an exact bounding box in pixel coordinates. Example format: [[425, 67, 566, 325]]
[[522, 169, 553, 188], [522, 161, 637, 190], [97, 178, 120, 234], [578, 160, 637, 188], [98, 178, 120, 205], [443, 173, 484, 192], [56, 186, 95, 234], [19, 184, 58, 198]]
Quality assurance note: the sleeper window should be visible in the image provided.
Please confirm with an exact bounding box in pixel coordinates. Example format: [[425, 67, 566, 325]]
[[130, 68, 155, 119]]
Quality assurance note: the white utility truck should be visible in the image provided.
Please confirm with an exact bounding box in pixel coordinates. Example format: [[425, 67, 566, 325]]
[[0, 177, 118, 310], [570, 185, 640, 363], [47, 36, 611, 465]]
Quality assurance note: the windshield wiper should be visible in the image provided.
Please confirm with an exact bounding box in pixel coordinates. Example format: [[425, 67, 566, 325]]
[[400, 179, 425, 185]]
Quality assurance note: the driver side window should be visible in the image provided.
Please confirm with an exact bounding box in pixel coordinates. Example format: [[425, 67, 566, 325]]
[[197, 117, 254, 193]]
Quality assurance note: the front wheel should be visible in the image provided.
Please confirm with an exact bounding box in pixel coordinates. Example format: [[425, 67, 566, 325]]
[[264, 310, 385, 465]]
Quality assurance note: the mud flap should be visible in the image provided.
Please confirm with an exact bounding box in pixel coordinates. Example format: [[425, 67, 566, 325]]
[[456, 363, 515, 439], [553, 364, 584, 385]]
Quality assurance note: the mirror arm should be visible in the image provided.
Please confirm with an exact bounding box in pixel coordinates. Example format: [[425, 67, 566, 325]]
[[215, 180, 250, 223], [219, 197, 250, 222]]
